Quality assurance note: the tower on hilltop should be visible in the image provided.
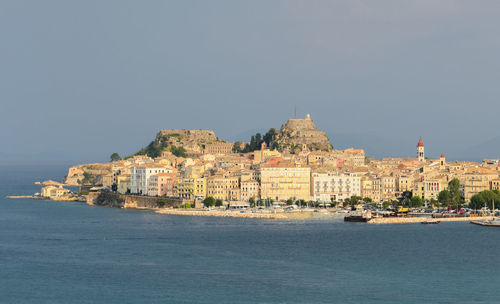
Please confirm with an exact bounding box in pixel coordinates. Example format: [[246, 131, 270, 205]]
[[417, 137, 425, 162]]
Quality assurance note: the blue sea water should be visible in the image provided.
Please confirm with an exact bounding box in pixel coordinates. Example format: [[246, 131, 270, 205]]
[[0, 163, 499, 304]]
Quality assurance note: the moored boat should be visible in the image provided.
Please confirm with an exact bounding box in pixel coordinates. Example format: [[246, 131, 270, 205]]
[[344, 210, 372, 222], [344, 215, 370, 222], [421, 219, 440, 224]]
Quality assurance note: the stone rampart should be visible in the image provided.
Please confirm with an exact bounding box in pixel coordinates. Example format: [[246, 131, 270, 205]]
[[159, 129, 217, 143]]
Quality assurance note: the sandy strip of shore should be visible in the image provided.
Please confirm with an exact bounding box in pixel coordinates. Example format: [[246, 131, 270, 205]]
[[369, 216, 494, 224], [155, 209, 287, 219]]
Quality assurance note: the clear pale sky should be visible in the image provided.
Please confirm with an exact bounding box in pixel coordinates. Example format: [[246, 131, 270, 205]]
[[1, 1, 499, 163]]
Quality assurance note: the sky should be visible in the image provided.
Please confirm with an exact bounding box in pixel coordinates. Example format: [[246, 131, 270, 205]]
[[1, 0, 500, 163]]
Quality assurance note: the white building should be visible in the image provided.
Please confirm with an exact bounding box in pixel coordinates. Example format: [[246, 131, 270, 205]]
[[130, 165, 172, 195], [312, 172, 361, 202]]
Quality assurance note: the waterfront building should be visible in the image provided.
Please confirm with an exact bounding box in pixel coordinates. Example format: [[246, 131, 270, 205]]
[[41, 185, 70, 199], [311, 172, 361, 202], [206, 174, 240, 201], [414, 179, 447, 201], [380, 175, 398, 201], [260, 162, 310, 201], [130, 165, 172, 195], [361, 176, 381, 202], [101, 173, 114, 187], [174, 177, 206, 200], [147, 173, 177, 197], [240, 180, 260, 201], [117, 175, 131, 194], [461, 172, 495, 201]]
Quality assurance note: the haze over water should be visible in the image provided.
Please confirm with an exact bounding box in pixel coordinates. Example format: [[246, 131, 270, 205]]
[[1, 164, 499, 303]]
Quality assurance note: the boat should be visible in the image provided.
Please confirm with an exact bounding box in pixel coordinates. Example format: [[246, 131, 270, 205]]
[[344, 210, 372, 222], [344, 215, 370, 222], [421, 219, 440, 224]]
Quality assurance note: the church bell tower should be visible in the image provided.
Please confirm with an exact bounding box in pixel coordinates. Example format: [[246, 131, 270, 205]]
[[417, 137, 425, 162]]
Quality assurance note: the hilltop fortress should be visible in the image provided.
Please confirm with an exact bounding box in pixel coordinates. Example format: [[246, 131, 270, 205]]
[[275, 114, 333, 152]]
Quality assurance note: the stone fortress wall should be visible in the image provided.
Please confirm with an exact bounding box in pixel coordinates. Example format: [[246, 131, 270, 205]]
[[159, 129, 218, 143], [276, 114, 332, 151]]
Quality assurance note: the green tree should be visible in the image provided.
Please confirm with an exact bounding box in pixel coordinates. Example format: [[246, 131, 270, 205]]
[[297, 199, 306, 207], [110, 152, 121, 162], [438, 189, 451, 205], [249, 197, 256, 207], [81, 172, 94, 185], [429, 198, 438, 207], [470, 190, 500, 210], [348, 196, 363, 206], [263, 128, 277, 147], [203, 196, 216, 207], [285, 198, 294, 205], [410, 196, 423, 208], [255, 133, 262, 149], [362, 197, 373, 203], [448, 178, 462, 207], [157, 198, 168, 207], [232, 142, 243, 153], [215, 199, 223, 207], [169, 146, 187, 157]]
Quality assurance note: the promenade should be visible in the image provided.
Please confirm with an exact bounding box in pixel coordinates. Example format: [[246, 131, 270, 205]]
[[155, 209, 287, 219]]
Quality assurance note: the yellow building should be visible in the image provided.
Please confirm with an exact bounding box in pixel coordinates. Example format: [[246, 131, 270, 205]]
[[398, 176, 413, 193], [101, 173, 114, 187], [380, 175, 397, 202], [361, 176, 381, 203], [175, 177, 206, 200], [206, 174, 240, 201], [461, 173, 493, 201], [260, 162, 310, 201], [253, 142, 282, 164], [117, 174, 131, 194], [490, 179, 500, 191], [41, 185, 70, 199], [240, 180, 260, 201], [414, 179, 447, 201]]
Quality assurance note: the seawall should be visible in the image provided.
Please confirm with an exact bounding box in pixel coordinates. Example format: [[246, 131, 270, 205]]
[[86, 192, 185, 209]]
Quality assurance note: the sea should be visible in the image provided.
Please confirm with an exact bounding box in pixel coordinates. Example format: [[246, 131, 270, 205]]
[[0, 163, 499, 304]]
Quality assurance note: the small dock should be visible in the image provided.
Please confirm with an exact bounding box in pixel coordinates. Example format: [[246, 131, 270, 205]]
[[470, 220, 500, 227]]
